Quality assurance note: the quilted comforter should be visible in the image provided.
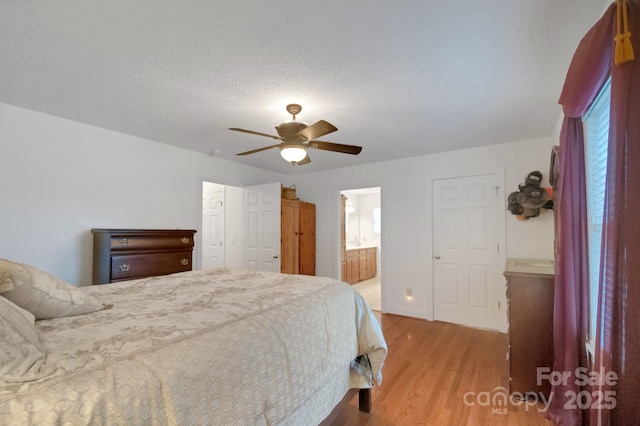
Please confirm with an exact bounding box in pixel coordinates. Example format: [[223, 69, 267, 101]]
[[0, 267, 387, 425]]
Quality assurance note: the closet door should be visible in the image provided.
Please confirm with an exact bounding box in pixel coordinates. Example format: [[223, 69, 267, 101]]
[[280, 199, 300, 274], [299, 202, 316, 276], [243, 182, 281, 272]]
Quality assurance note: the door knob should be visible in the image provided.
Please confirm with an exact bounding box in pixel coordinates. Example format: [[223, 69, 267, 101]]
[[273, 255, 279, 259], [434, 255, 441, 260]]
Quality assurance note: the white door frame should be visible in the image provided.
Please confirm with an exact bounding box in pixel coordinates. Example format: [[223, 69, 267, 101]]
[[336, 187, 385, 311], [196, 177, 278, 272], [195, 175, 213, 270], [201, 182, 225, 269]]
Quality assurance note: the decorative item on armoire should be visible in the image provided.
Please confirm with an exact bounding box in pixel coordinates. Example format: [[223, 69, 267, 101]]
[[281, 184, 297, 200], [507, 171, 554, 220]]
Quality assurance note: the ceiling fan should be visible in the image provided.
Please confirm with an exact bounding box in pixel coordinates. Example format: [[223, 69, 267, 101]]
[[228, 104, 362, 165]]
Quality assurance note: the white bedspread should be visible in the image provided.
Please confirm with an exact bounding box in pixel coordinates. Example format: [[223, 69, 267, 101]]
[[0, 268, 387, 425]]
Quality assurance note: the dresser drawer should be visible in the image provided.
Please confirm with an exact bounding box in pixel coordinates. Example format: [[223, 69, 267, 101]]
[[92, 229, 197, 284], [111, 251, 193, 281], [110, 235, 194, 251]]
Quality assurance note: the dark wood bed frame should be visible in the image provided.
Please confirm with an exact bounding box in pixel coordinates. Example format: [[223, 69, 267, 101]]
[[358, 388, 372, 413], [320, 388, 371, 424]]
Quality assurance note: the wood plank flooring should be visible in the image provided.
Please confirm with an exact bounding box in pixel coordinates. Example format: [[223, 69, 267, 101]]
[[326, 313, 554, 425]]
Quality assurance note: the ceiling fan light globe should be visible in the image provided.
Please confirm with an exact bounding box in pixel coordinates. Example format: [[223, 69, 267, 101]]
[[280, 146, 307, 163]]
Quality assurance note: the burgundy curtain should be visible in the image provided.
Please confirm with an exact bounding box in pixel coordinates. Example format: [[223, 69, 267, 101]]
[[550, 1, 640, 425], [548, 4, 616, 426], [592, 1, 640, 424], [547, 117, 591, 426]]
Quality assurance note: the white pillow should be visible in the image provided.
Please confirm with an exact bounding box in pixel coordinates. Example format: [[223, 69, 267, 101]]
[[0, 296, 55, 382], [0, 258, 107, 320]]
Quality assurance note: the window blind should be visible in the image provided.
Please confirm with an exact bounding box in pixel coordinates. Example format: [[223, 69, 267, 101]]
[[583, 78, 610, 342]]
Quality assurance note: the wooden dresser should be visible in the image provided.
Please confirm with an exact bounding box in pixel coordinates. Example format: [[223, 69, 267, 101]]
[[504, 258, 555, 397], [91, 229, 197, 284]]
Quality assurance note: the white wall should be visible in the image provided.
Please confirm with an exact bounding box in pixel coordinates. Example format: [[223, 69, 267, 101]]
[[0, 101, 556, 327], [0, 102, 284, 286], [292, 137, 556, 323]]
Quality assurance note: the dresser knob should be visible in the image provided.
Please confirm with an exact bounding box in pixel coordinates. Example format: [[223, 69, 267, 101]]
[[180, 237, 190, 244], [119, 238, 129, 246], [180, 258, 189, 266], [119, 264, 130, 272]]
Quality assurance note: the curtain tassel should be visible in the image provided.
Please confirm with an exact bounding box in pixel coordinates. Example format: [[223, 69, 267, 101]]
[[615, 0, 635, 65]]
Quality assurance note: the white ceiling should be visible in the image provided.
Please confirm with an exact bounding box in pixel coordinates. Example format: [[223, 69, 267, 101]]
[[0, 1, 605, 175]]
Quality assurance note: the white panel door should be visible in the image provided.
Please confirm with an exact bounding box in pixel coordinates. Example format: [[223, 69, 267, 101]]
[[433, 174, 500, 330], [243, 182, 281, 272], [202, 183, 224, 269]]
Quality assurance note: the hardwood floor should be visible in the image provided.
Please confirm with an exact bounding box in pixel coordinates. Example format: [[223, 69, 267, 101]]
[[326, 313, 554, 425]]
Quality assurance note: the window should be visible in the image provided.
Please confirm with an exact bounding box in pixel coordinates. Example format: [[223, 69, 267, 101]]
[[583, 77, 610, 347], [373, 207, 381, 234]]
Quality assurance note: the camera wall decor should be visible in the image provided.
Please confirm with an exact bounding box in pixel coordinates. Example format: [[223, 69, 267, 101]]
[[507, 171, 554, 221]]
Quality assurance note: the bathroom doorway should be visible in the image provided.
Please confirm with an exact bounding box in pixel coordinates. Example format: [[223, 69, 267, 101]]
[[340, 187, 382, 311]]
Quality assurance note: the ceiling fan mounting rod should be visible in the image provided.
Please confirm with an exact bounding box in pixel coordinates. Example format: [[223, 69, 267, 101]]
[[286, 103, 302, 120]]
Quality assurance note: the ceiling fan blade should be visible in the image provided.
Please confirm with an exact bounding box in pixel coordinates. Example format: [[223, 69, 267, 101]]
[[229, 128, 282, 140], [297, 120, 338, 141], [309, 141, 362, 155], [297, 155, 311, 165], [236, 144, 281, 156]]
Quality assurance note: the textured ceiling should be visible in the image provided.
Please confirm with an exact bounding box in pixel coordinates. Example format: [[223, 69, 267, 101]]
[[0, 1, 605, 175]]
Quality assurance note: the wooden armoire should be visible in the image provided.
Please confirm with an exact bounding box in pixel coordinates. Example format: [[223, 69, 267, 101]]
[[281, 198, 316, 275]]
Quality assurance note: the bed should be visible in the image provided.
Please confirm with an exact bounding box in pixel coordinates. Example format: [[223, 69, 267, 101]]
[[0, 262, 387, 425]]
